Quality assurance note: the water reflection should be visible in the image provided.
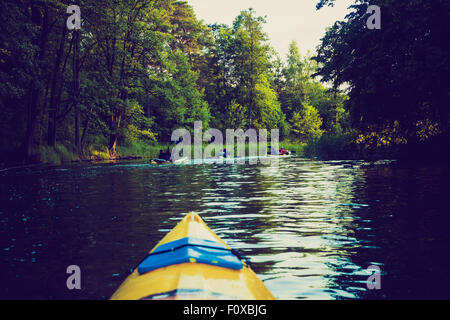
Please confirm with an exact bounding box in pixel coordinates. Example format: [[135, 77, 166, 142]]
[[191, 159, 373, 299], [1, 158, 449, 299]]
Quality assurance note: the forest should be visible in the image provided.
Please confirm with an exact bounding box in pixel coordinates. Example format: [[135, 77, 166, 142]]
[[0, 0, 448, 166]]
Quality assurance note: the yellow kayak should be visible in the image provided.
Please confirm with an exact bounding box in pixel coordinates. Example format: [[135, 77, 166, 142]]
[[111, 212, 275, 300]]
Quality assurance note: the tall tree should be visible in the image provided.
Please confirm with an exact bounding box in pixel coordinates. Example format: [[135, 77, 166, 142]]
[[315, 0, 450, 145], [46, 22, 68, 147], [232, 9, 273, 128], [278, 41, 307, 121], [147, 49, 210, 140], [0, 0, 41, 160], [197, 24, 240, 130]]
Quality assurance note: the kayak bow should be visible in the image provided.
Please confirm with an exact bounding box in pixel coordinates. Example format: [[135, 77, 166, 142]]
[[110, 212, 275, 300]]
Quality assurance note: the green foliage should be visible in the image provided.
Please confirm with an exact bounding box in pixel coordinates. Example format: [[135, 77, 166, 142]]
[[315, 0, 336, 10], [39, 146, 62, 165], [315, 0, 450, 144], [304, 131, 356, 160], [0, 0, 214, 163], [290, 103, 324, 143], [147, 49, 210, 140], [6, 0, 444, 164], [39, 144, 78, 164], [224, 101, 248, 129], [116, 141, 164, 159], [232, 9, 278, 128], [54, 144, 78, 162], [122, 100, 157, 142], [279, 141, 307, 155], [198, 24, 236, 131], [253, 74, 285, 129], [275, 41, 349, 144], [89, 147, 110, 161]]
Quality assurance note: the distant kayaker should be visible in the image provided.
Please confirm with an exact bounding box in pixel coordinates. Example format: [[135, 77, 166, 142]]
[[158, 148, 172, 161], [268, 146, 279, 155], [166, 146, 172, 162], [218, 148, 230, 158]]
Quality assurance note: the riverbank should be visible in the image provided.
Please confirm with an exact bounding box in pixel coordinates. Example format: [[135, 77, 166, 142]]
[[0, 140, 301, 169], [3, 134, 444, 169], [0, 139, 379, 169]]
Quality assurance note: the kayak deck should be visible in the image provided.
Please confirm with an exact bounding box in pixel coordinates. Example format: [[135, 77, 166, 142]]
[[110, 212, 275, 300]]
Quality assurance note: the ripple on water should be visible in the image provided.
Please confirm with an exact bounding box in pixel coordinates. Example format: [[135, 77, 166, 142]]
[[1, 158, 449, 299]]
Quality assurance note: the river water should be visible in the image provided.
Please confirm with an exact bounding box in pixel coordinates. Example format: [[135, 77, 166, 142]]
[[1, 157, 449, 299]]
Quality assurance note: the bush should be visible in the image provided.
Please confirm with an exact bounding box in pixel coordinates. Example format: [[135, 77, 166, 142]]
[[116, 141, 166, 159], [39, 146, 61, 164], [89, 147, 110, 160], [38, 144, 78, 164], [279, 141, 307, 155], [290, 103, 324, 143], [55, 144, 78, 162], [304, 132, 356, 159]]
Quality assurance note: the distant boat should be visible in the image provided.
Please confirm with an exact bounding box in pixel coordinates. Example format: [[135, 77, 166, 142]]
[[150, 157, 189, 165]]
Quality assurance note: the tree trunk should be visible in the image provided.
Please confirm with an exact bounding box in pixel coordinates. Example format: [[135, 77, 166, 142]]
[[73, 30, 81, 157], [108, 134, 118, 158], [24, 4, 49, 161], [108, 112, 121, 158], [248, 36, 255, 129], [25, 88, 40, 161], [47, 23, 67, 147], [80, 107, 92, 158]]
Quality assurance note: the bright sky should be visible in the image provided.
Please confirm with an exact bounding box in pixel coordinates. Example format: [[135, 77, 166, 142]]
[[187, 0, 354, 59]]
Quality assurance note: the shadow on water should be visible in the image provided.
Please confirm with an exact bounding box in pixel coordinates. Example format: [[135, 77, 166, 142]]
[[1, 158, 449, 299]]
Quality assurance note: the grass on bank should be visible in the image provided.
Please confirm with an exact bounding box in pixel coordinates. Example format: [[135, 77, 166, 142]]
[[39, 144, 79, 165], [37, 142, 169, 164], [34, 133, 384, 166], [303, 132, 356, 160], [116, 141, 169, 159], [35, 139, 329, 165]]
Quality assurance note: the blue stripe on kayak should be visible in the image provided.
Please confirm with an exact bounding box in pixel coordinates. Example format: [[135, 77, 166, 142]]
[[137, 237, 243, 274]]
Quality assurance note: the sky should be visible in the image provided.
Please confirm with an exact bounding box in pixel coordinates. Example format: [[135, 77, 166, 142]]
[[187, 0, 355, 59]]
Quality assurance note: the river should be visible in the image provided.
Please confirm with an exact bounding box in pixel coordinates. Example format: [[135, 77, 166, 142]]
[[1, 157, 449, 299]]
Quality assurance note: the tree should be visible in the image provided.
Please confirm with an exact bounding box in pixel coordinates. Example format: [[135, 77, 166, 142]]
[[81, 0, 179, 156], [147, 49, 210, 140], [278, 41, 307, 121], [224, 100, 247, 129], [0, 0, 40, 160], [0, 0, 216, 161], [198, 24, 236, 131], [290, 103, 324, 143], [253, 74, 285, 130], [200, 13, 285, 132], [232, 9, 273, 128], [315, 0, 450, 145], [169, 0, 212, 69], [276, 41, 348, 139]]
